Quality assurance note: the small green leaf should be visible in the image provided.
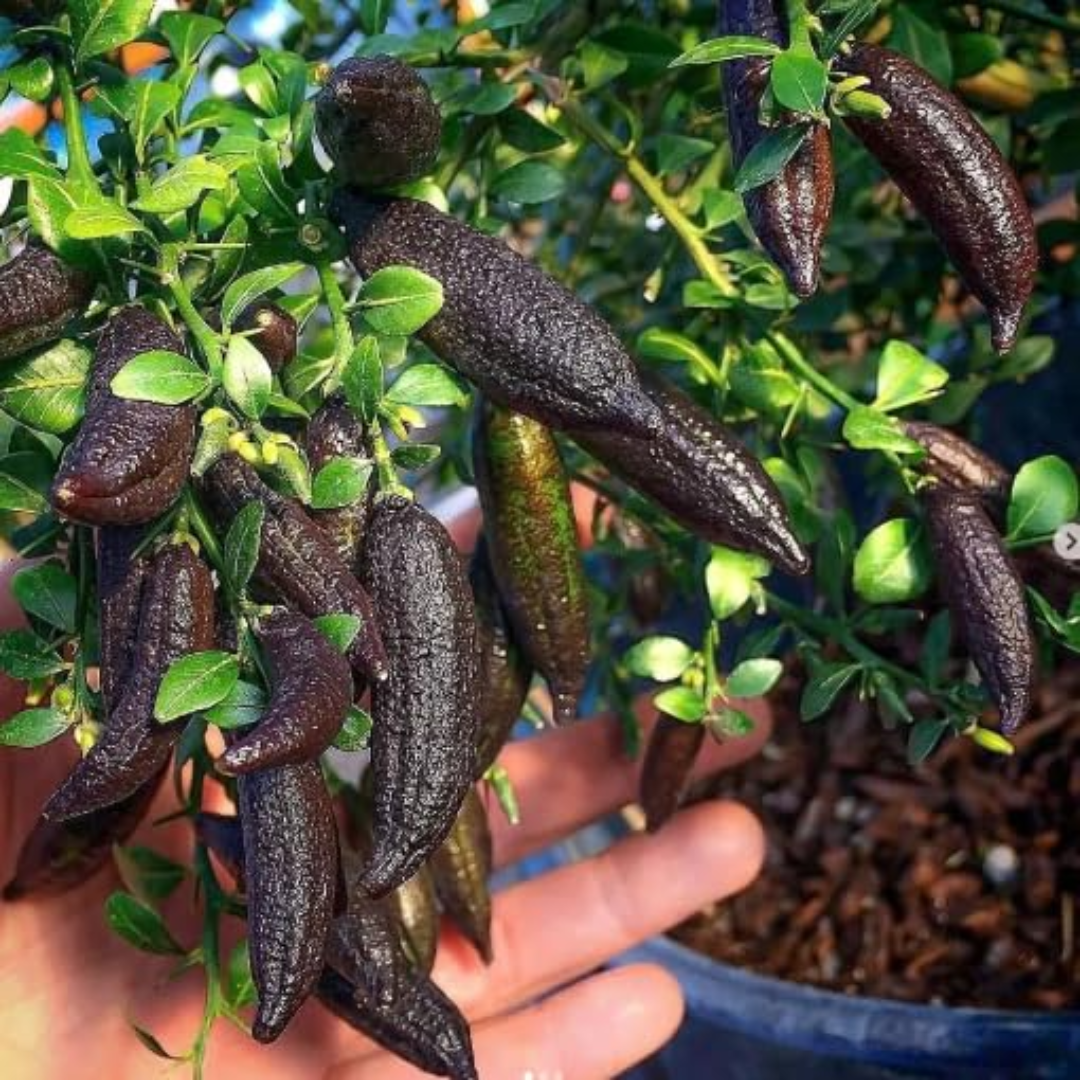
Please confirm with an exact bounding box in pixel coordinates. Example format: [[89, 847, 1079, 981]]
[[853, 518, 931, 604], [224, 501, 264, 594], [358, 267, 444, 336], [130, 1024, 183, 1062], [115, 846, 187, 903], [311, 458, 372, 510], [333, 704, 373, 751], [223, 337, 272, 419], [313, 613, 362, 654], [10, 58, 55, 104], [159, 11, 223, 67], [94, 82, 182, 166], [705, 547, 771, 621], [132, 156, 230, 215], [0, 129, 59, 181], [111, 351, 211, 405], [71, 0, 156, 63], [655, 134, 715, 176], [1007, 456, 1079, 543], [734, 124, 810, 193], [0, 708, 70, 748], [624, 636, 695, 682], [580, 41, 629, 88], [221, 263, 306, 328], [391, 443, 440, 471], [491, 160, 568, 205], [154, 651, 240, 723], [104, 891, 184, 955], [65, 202, 146, 240], [12, 562, 77, 633], [0, 340, 91, 435], [908, 717, 949, 765], [842, 406, 922, 455], [204, 679, 266, 730], [670, 34, 782, 67], [0, 630, 66, 679], [872, 341, 949, 412], [801, 662, 860, 722], [499, 110, 566, 153], [385, 364, 468, 408], [725, 658, 783, 699], [454, 82, 518, 116], [343, 336, 384, 424], [654, 686, 706, 723], [770, 50, 829, 114]]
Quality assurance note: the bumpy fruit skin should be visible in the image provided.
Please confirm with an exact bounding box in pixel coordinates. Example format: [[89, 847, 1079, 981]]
[[469, 539, 532, 778], [201, 454, 388, 682], [305, 395, 374, 567], [571, 372, 810, 576], [474, 400, 589, 726], [843, 43, 1038, 354], [639, 714, 705, 833], [236, 302, 298, 373], [316, 57, 443, 190], [902, 421, 1012, 515], [51, 307, 196, 525], [217, 610, 353, 776], [719, 1, 834, 299], [0, 244, 93, 361], [96, 525, 152, 716], [3, 768, 164, 901], [44, 543, 215, 821], [923, 486, 1036, 734], [358, 495, 480, 897], [332, 190, 662, 438], [238, 756, 339, 1043], [319, 875, 478, 1080], [430, 788, 493, 964]]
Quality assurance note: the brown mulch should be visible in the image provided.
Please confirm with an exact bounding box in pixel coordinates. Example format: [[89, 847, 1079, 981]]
[[674, 672, 1080, 1010]]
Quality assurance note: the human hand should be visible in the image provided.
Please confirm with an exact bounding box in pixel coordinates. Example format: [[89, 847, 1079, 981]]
[[0, 541, 767, 1080]]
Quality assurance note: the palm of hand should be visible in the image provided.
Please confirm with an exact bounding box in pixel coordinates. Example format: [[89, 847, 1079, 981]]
[[0, 564, 766, 1080]]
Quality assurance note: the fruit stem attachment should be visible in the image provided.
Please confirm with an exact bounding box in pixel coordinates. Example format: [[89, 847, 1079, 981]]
[[768, 332, 860, 412], [56, 64, 97, 191], [550, 89, 738, 299], [162, 246, 223, 378]]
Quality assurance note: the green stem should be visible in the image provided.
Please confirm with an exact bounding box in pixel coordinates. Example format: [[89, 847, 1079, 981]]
[[768, 332, 860, 412], [183, 488, 225, 573], [163, 246, 223, 378], [317, 262, 354, 384], [785, 0, 814, 49], [554, 94, 738, 298], [56, 64, 96, 190], [370, 425, 409, 497], [703, 621, 721, 703]]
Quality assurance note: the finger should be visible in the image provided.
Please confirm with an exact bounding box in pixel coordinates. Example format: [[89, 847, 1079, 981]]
[[439, 799, 764, 1018], [490, 695, 771, 868], [327, 964, 683, 1080]]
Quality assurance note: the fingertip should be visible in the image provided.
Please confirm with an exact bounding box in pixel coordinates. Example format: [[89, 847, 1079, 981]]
[[677, 799, 767, 896]]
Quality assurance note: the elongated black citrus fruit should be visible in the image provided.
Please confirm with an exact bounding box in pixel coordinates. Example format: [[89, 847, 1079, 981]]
[[358, 495, 480, 897], [216, 610, 352, 775], [305, 395, 373, 567], [4, 768, 164, 901], [331, 189, 662, 438], [238, 756, 339, 1042], [237, 301, 298, 373], [45, 543, 215, 821], [391, 864, 440, 975], [474, 400, 589, 726], [923, 485, 1036, 734], [719, 0, 834, 298], [201, 454, 388, 682], [639, 714, 705, 833], [613, 512, 669, 625], [318, 966, 477, 1080], [96, 525, 152, 716], [430, 788, 493, 964], [0, 243, 93, 361], [470, 538, 532, 777], [316, 57, 443, 190], [571, 372, 809, 575], [51, 307, 196, 525], [842, 43, 1038, 353]]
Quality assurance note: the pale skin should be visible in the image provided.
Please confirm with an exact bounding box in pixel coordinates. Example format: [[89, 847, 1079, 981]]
[[0, 502, 769, 1080]]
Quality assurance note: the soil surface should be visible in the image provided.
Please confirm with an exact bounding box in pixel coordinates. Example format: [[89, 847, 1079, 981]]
[[674, 672, 1080, 1010]]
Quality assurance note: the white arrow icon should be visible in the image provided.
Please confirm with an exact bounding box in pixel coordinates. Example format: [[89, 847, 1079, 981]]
[[1053, 523, 1080, 562]]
